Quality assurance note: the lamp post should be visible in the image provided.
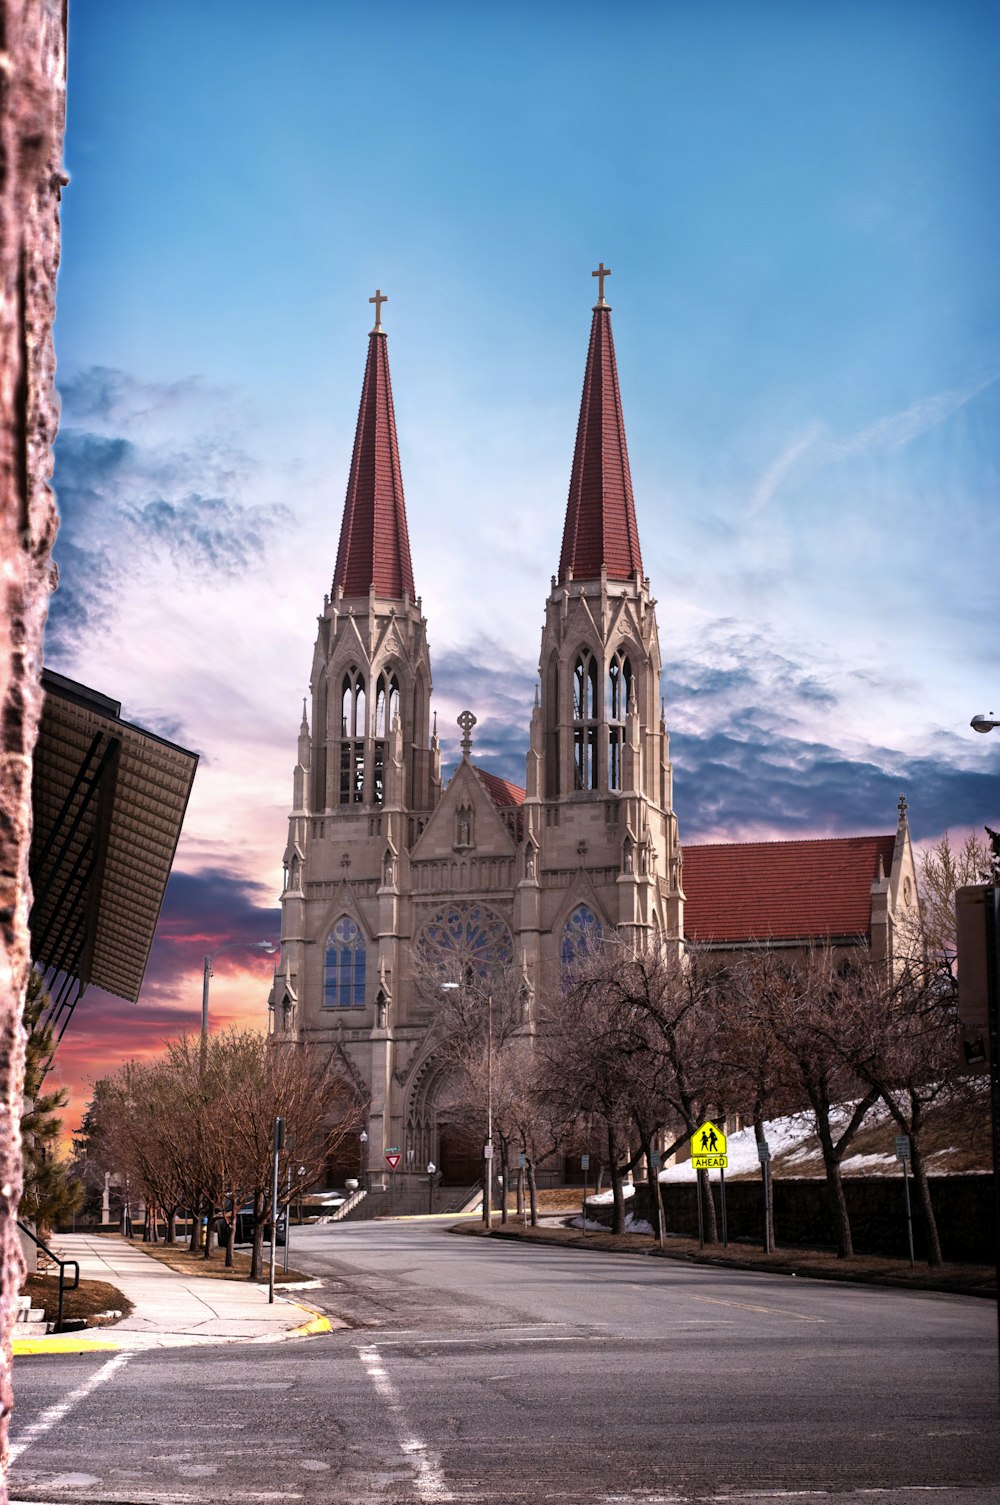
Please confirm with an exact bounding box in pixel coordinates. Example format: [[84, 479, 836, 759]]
[[427, 1160, 436, 1216], [359, 1129, 368, 1194], [971, 714, 1000, 734], [202, 939, 277, 1048]]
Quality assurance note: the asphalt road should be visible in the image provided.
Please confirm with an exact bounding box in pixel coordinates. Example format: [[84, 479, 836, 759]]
[[9, 1220, 1000, 1504]]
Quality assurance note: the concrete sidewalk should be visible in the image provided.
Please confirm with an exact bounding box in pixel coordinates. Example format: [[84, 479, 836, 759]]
[[13, 1233, 333, 1357]]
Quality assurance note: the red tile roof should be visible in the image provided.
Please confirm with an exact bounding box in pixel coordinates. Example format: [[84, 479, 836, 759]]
[[473, 767, 526, 809], [682, 835, 896, 944], [333, 330, 416, 600], [558, 305, 643, 585]]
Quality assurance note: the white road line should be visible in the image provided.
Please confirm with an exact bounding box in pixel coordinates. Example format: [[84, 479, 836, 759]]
[[357, 1343, 453, 1503], [8, 1350, 133, 1463]]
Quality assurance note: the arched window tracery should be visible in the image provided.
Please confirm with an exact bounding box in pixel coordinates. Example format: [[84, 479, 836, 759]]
[[417, 902, 513, 978], [373, 668, 400, 804], [561, 904, 603, 974], [607, 651, 633, 792], [323, 915, 367, 1009], [572, 649, 599, 790], [340, 668, 365, 803]]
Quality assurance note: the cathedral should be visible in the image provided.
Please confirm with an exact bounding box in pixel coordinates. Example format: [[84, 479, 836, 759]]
[[269, 269, 917, 1186]]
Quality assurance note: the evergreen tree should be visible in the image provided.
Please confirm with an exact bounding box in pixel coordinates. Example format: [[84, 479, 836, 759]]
[[20, 972, 83, 1232]]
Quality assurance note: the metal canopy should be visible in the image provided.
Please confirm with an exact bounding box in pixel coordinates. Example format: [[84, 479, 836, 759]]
[[29, 670, 198, 1038]]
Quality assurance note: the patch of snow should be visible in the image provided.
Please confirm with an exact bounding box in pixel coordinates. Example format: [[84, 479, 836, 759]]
[[585, 1184, 635, 1205], [625, 1215, 654, 1235], [839, 1152, 898, 1174], [566, 1214, 608, 1230]]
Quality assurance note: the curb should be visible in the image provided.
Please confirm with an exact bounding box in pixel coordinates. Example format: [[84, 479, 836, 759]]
[[12, 1334, 120, 1357], [451, 1224, 997, 1300]]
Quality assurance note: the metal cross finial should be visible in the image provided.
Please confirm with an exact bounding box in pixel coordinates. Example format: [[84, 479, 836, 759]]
[[457, 709, 478, 758], [898, 793, 908, 820], [369, 288, 388, 332], [592, 262, 612, 306]]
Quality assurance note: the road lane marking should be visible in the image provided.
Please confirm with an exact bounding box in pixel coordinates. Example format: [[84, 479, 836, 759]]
[[357, 1343, 452, 1502], [685, 1294, 825, 1322], [8, 1350, 133, 1463]]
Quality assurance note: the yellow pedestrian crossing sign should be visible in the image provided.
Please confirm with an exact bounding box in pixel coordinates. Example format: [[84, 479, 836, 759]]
[[691, 1120, 728, 1170]]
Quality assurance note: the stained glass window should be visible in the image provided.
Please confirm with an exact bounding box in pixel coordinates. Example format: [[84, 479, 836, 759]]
[[561, 904, 603, 971], [417, 902, 513, 976], [323, 916, 366, 1008]]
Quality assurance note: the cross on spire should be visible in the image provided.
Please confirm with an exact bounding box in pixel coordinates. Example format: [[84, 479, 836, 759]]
[[592, 261, 612, 307], [369, 288, 387, 332], [457, 709, 477, 758]]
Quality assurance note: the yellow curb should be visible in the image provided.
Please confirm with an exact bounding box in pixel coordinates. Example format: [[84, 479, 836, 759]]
[[289, 1312, 331, 1336], [13, 1335, 120, 1357], [287, 1307, 332, 1338]]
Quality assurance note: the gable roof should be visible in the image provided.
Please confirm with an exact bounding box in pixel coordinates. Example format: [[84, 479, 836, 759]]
[[473, 767, 526, 809], [558, 302, 643, 585], [682, 834, 896, 944], [333, 327, 416, 600]]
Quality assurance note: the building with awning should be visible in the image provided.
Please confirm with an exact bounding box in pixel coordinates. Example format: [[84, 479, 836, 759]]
[[29, 669, 198, 1043]]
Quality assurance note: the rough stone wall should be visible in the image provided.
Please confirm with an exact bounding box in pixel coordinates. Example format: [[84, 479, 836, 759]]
[[0, 0, 65, 1485]]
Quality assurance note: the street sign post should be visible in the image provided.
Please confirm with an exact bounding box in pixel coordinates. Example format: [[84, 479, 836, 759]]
[[896, 1136, 915, 1267], [691, 1121, 728, 1249], [758, 1139, 773, 1254]]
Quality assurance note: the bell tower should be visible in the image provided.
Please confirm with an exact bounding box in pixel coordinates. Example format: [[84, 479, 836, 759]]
[[272, 292, 440, 1176], [522, 265, 683, 962]]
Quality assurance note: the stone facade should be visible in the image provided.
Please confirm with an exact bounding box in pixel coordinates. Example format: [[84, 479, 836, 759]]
[[271, 289, 684, 1184], [270, 285, 916, 1188]]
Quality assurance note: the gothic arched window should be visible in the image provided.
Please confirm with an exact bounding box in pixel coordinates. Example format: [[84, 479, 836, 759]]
[[561, 904, 603, 973], [373, 668, 400, 804], [607, 651, 633, 792], [340, 668, 365, 804], [323, 916, 367, 1008], [572, 650, 599, 791]]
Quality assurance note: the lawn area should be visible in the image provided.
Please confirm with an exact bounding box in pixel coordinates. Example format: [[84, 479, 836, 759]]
[[22, 1273, 133, 1328], [121, 1236, 310, 1285]]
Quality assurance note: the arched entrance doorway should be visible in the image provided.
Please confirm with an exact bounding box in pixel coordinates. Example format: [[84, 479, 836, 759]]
[[403, 1049, 480, 1187]]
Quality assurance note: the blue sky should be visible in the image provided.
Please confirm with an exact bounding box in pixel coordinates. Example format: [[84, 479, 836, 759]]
[[47, 1, 1000, 1114]]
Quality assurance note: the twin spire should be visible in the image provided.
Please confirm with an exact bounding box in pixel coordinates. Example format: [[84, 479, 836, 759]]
[[332, 289, 415, 601], [332, 267, 644, 603]]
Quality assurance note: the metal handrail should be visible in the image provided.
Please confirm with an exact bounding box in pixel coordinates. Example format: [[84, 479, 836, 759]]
[[17, 1221, 80, 1331]]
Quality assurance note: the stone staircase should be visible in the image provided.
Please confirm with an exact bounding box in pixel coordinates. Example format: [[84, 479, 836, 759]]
[[16, 1294, 49, 1332], [335, 1182, 478, 1221]]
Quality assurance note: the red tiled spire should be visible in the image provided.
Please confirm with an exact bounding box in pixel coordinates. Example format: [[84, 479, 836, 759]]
[[333, 312, 415, 601], [558, 283, 643, 585]]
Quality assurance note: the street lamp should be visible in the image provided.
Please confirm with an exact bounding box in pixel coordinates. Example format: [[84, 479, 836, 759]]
[[427, 1160, 436, 1216], [971, 714, 1000, 734], [359, 1129, 368, 1194]]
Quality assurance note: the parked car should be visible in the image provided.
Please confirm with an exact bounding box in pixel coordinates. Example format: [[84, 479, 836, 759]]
[[217, 1205, 286, 1247]]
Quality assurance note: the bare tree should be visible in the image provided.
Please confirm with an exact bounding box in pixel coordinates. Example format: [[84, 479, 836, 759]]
[[917, 830, 995, 969], [815, 950, 966, 1267], [736, 946, 880, 1259]]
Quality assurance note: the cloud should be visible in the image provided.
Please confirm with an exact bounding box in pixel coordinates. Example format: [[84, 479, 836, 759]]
[[838, 375, 998, 459], [745, 373, 997, 517], [748, 424, 824, 516], [433, 638, 537, 783], [47, 370, 292, 659]]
